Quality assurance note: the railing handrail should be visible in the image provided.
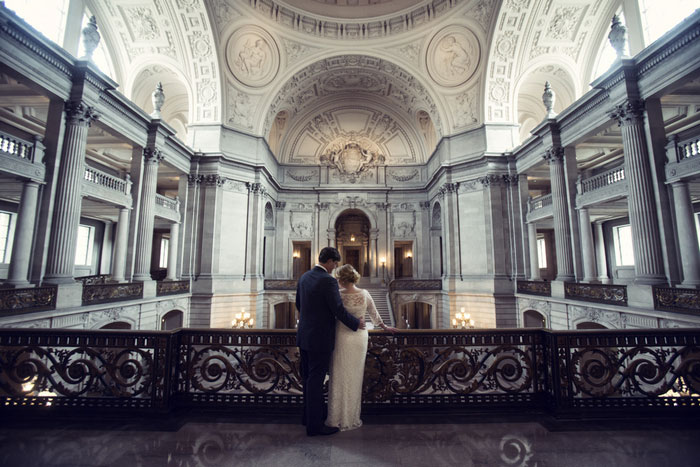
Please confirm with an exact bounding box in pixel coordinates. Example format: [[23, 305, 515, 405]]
[[578, 166, 626, 194], [155, 193, 180, 212], [528, 193, 552, 212], [84, 165, 131, 196], [0, 131, 37, 163]]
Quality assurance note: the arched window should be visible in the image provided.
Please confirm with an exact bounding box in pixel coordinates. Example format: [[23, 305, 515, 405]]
[[161, 310, 184, 330], [523, 310, 546, 328]]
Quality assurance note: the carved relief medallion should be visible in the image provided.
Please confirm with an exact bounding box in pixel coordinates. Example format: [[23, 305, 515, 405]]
[[426, 26, 480, 88], [226, 26, 280, 88]]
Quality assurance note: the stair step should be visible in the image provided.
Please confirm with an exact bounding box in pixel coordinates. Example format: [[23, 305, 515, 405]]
[[363, 287, 393, 327]]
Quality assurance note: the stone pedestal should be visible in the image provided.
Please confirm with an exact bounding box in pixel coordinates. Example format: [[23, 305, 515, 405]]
[[112, 207, 130, 282], [671, 181, 700, 286], [167, 222, 180, 281], [578, 208, 597, 282], [527, 222, 540, 280]]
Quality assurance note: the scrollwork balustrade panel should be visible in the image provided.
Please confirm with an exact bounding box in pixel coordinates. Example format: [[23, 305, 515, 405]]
[[556, 331, 700, 409], [0, 330, 170, 409]]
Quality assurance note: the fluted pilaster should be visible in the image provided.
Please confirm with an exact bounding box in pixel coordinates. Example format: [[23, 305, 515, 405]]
[[44, 101, 98, 284], [544, 148, 574, 281], [133, 148, 163, 281], [578, 208, 597, 282], [167, 222, 179, 281], [610, 100, 665, 284], [6, 180, 40, 286], [527, 222, 540, 280], [671, 181, 700, 285], [112, 207, 130, 282]]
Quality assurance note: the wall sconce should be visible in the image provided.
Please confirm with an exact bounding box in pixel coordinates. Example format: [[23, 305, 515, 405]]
[[453, 307, 475, 329], [292, 251, 300, 259], [406, 251, 413, 259], [350, 234, 355, 242], [232, 308, 254, 328]]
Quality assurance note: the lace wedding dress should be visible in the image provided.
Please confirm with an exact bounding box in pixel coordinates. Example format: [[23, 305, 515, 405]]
[[326, 288, 384, 431]]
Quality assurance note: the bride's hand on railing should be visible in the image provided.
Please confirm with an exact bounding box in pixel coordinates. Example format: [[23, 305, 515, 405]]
[[380, 323, 399, 334]]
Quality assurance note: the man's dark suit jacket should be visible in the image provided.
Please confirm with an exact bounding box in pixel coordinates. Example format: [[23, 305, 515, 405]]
[[296, 266, 360, 352]]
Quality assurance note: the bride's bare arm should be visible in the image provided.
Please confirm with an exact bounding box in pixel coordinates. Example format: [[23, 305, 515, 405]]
[[365, 290, 398, 333]]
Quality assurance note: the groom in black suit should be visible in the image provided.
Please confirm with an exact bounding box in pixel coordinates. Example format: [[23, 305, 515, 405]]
[[296, 247, 365, 436]]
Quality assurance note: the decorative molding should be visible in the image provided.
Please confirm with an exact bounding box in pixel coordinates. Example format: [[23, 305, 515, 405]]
[[286, 169, 317, 182], [564, 282, 628, 306], [388, 168, 419, 182], [65, 101, 99, 127], [609, 100, 646, 126]]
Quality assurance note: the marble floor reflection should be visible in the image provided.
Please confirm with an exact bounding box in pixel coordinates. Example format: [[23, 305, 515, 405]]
[[1, 418, 699, 467]]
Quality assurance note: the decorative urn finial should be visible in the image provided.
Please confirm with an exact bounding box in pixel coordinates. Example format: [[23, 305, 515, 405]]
[[151, 82, 165, 119], [81, 16, 100, 61], [542, 81, 555, 117], [608, 14, 627, 58]]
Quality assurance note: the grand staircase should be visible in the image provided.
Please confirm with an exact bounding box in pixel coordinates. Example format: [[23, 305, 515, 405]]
[[363, 285, 394, 327]]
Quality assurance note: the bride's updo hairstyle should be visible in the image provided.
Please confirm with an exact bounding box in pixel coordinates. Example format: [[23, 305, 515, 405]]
[[336, 264, 360, 284]]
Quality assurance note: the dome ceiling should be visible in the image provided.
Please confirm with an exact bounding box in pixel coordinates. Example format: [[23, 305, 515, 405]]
[[265, 55, 443, 165], [279, 0, 425, 19]]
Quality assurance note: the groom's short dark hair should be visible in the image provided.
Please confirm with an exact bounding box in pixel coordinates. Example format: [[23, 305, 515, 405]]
[[318, 247, 341, 263]]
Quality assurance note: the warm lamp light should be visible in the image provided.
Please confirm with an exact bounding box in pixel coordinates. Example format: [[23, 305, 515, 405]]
[[292, 251, 300, 259], [350, 234, 355, 242], [380, 257, 386, 265], [406, 251, 412, 259], [454, 307, 474, 329], [232, 308, 254, 328]]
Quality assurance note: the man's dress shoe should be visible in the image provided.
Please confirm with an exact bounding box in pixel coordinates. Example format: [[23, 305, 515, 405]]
[[307, 425, 340, 436]]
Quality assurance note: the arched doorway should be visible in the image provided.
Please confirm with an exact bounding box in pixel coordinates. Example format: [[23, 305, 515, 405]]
[[335, 210, 372, 279], [523, 310, 546, 328], [576, 322, 608, 330], [399, 302, 432, 329], [100, 322, 131, 330], [274, 302, 298, 329], [161, 310, 184, 330]]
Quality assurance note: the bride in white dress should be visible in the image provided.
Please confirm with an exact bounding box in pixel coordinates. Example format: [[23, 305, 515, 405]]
[[326, 264, 397, 431]]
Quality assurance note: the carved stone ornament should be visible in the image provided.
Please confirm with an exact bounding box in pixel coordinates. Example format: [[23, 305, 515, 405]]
[[65, 101, 99, 127], [542, 81, 555, 116], [226, 26, 280, 88], [426, 25, 480, 87], [609, 100, 645, 126], [151, 82, 165, 118], [543, 147, 565, 163], [320, 141, 385, 184], [81, 16, 101, 60], [143, 147, 164, 164], [608, 15, 627, 58]]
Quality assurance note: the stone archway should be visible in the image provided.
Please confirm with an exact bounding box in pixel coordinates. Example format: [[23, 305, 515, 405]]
[[334, 209, 372, 281]]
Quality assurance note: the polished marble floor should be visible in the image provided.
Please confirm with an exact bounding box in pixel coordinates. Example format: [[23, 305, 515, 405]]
[[1, 416, 699, 467]]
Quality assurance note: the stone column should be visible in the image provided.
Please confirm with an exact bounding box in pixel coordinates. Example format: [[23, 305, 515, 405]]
[[370, 228, 378, 278], [527, 222, 541, 280], [274, 201, 286, 278], [327, 228, 336, 248], [671, 181, 700, 286], [133, 148, 162, 281], [610, 101, 665, 284], [111, 207, 130, 282], [44, 101, 98, 284], [595, 222, 610, 283], [167, 222, 180, 281], [544, 148, 574, 281], [439, 183, 460, 279], [6, 180, 41, 286], [578, 207, 597, 282]]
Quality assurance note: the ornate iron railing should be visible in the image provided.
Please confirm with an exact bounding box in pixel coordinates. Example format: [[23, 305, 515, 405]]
[[653, 286, 700, 313], [564, 282, 627, 306], [156, 280, 190, 296], [82, 282, 144, 306], [389, 279, 442, 291], [0, 286, 57, 314], [516, 280, 551, 297], [1, 328, 698, 417], [264, 280, 298, 290]]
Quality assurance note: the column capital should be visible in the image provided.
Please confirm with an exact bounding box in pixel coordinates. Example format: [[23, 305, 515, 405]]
[[437, 182, 458, 198], [419, 201, 431, 210], [65, 101, 99, 127], [187, 174, 203, 186], [246, 181, 265, 195], [375, 202, 389, 211], [143, 147, 164, 164], [543, 147, 565, 164], [275, 201, 286, 210], [205, 174, 224, 187], [609, 99, 645, 126]]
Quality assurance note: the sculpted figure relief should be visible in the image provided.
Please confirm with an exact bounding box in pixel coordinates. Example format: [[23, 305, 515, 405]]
[[226, 27, 279, 88], [439, 35, 471, 77], [236, 38, 267, 77], [427, 26, 480, 87], [320, 141, 385, 184]]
